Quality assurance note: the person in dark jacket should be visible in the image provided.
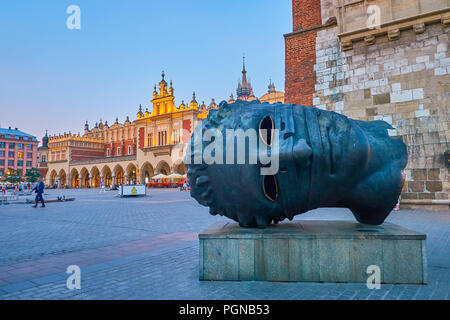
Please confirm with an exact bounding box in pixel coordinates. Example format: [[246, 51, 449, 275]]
[[33, 177, 45, 208]]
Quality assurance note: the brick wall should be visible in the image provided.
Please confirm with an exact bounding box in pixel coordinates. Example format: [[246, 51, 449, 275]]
[[292, 0, 322, 31], [105, 139, 136, 157], [285, 0, 322, 106], [71, 149, 104, 162], [139, 127, 145, 149], [182, 120, 192, 144]]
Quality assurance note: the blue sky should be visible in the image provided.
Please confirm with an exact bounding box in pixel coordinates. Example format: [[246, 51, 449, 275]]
[[0, 0, 292, 139]]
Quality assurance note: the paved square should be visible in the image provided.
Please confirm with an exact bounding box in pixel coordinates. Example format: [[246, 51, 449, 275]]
[[0, 189, 448, 300]]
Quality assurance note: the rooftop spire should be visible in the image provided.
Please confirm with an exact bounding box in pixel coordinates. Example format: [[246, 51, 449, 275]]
[[268, 79, 276, 93], [241, 55, 247, 86], [237, 55, 253, 98]]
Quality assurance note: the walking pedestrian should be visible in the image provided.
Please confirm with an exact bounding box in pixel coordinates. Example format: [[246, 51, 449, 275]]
[[32, 177, 45, 208]]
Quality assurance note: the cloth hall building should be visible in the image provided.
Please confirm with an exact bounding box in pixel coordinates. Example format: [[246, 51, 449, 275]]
[[38, 73, 209, 188]]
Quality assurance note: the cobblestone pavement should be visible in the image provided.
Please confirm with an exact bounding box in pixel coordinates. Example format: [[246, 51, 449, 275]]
[[0, 188, 448, 300]]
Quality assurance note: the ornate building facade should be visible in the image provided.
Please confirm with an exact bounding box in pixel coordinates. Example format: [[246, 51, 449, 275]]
[[284, 0, 449, 209], [39, 73, 209, 188], [0, 127, 39, 179]]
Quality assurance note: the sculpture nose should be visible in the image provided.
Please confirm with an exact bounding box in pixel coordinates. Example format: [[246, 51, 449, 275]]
[[292, 138, 312, 168]]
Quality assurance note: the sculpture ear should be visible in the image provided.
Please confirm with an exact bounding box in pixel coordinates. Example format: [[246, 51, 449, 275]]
[[218, 101, 231, 119], [218, 101, 230, 111], [206, 109, 224, 127]]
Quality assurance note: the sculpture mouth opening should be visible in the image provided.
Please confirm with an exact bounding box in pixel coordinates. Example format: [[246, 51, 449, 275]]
[[263, 175, 278, 202]]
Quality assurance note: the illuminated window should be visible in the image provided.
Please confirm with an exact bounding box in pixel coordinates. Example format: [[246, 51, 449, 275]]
[[17, 151, 24, 158]]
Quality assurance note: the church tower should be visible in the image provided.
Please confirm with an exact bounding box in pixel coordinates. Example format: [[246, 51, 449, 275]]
[[236, 56, 256, 101]]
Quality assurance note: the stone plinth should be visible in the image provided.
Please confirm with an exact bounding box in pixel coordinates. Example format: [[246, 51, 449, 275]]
[[199, 220, 427, 284]]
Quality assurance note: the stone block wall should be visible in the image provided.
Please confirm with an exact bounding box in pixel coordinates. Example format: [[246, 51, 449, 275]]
[[285, 0, 449, 207], [312, 23, 449, 203]]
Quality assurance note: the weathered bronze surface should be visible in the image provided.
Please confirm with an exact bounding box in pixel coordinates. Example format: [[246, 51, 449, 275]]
[[186, 100, 408, 228]]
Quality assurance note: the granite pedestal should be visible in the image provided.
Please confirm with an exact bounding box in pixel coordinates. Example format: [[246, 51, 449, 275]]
[[199, 220, 427, 284]]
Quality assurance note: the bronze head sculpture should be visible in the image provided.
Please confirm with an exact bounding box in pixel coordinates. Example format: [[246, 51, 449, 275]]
[[186, 100, 408, 228]]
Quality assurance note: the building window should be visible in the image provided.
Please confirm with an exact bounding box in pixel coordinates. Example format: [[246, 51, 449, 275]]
[[41, 155, 46, 163], [9, 143, 15, 149], [8, 160, 14, 166], [107, 149, 110, 157], [0, 160, 4, 166], [0, 151, 4, 157], [147, 133, 153, 147], [158, 131, 167, 145], [18, 143, 24, 149], [17, 151, 24, 158], [27, 152, 33, 159], [17, 160, 23, 167], [26, 161, 32, 167], [117, 147, 121, 156], [27, 144, 32, 150], [128, 145, 131, 155], [8, 151, 14, 158], [0, 142, 5, 148], [173, 129, 180, 144]]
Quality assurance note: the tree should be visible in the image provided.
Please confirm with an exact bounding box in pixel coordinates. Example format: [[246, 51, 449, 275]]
[[25, 168, 42, 183], [4, 169, 22, 183]]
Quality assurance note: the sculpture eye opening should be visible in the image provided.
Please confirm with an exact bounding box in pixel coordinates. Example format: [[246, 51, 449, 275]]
[[259, 116, 274, 146], [263, 175, 278, 202]]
